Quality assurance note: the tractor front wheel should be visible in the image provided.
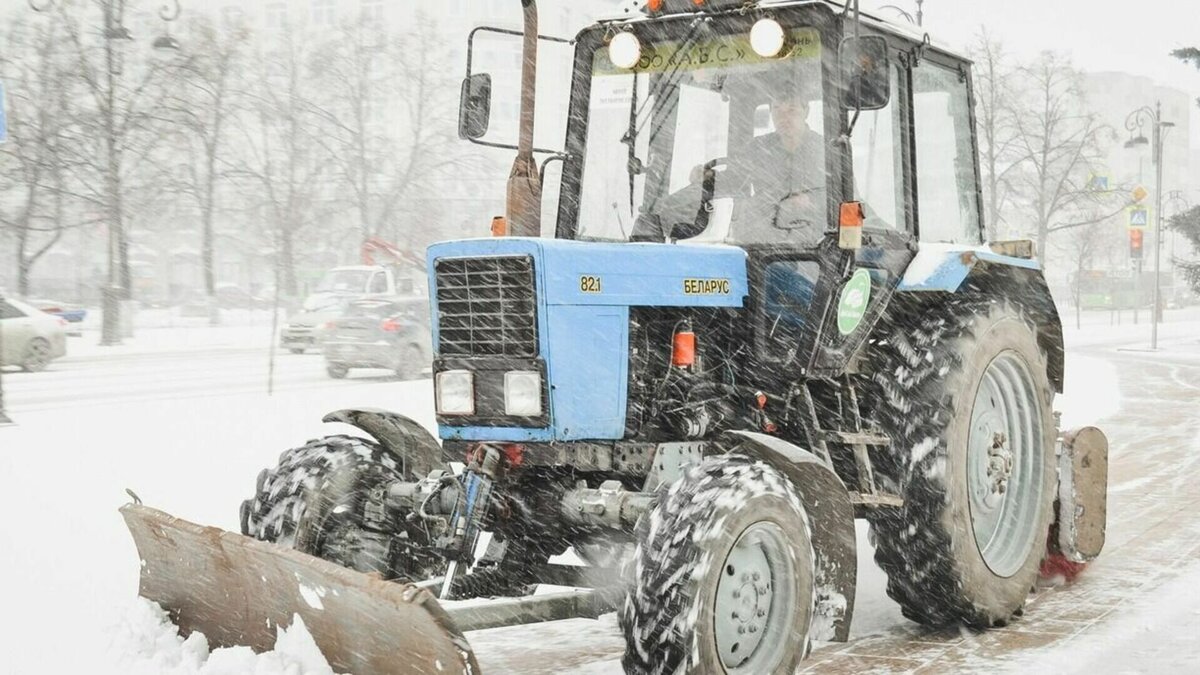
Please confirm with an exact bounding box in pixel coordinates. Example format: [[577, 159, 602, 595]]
[[240, 434, 440, 580], [621, 456, 814, 675]]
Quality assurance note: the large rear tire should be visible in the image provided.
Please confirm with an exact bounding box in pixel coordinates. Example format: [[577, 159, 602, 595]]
[[621, 456, 814, 675], [865, 300, 1056, 627]]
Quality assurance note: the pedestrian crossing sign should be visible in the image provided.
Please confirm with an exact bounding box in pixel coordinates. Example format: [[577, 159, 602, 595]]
[[1128, 206, 1149, 229]]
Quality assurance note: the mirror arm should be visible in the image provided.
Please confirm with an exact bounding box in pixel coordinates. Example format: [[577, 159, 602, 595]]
[[461, 24, 574, 152], [539, 153, 568, 184], [842, 108, 863, 142], [465, 25, 572, 80], [467, 138, 565, 155]]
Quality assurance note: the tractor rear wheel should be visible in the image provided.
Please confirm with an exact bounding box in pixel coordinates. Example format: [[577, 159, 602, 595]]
[[621, 456, 813, 675], [865, 301, 1056, 627]]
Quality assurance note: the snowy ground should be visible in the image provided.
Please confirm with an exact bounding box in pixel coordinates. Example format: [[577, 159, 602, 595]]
[[1, 308, 1199, 673]]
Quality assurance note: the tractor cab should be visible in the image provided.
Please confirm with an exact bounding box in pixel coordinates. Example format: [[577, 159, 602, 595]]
[[459, 0, 988, 379]]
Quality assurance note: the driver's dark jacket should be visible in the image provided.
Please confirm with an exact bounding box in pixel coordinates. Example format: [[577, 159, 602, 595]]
[[733, 130, 826, 202], [726, 130, 826, 244], [630, 130, 826, 242]]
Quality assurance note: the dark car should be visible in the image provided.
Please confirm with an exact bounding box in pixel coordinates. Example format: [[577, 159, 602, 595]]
[[322, 297, 431, 380]]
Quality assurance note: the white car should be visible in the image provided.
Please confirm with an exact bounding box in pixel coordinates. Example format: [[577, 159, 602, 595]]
[[1, 297, 68, 371]]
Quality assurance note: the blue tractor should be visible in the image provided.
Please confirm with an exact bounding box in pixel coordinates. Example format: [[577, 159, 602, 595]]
[[122, 2, 1109, 673]]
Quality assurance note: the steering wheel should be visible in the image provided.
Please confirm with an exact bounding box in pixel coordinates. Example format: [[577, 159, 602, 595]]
[[772, 186, 827, 233]]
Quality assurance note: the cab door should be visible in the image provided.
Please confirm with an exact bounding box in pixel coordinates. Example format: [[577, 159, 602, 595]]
[[807, 45, 917, 375]]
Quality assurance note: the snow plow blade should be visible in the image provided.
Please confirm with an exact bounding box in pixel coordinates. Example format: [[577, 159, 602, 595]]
[[120, 503, 480, 675]]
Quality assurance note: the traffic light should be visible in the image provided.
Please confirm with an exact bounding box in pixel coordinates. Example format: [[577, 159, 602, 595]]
[[1130, 228, 1144, 260]]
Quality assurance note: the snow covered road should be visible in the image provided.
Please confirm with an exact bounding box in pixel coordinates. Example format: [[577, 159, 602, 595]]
[[1, 317, 1198, 673]]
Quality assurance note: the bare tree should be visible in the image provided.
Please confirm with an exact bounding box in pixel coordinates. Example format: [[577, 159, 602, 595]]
[[0, 18, 81, 298], [232, 26, 332, 300], [40, 1, 186, 342], [162, 15, 251, 322], [1008, 52, 1124, 258], [308, 11, 471, 248], [969, 29, 1024, 240], [1055, 215, 1118, 329]]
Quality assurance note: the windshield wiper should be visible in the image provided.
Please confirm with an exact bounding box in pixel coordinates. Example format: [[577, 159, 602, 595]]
[[618, 18, 705, 217]]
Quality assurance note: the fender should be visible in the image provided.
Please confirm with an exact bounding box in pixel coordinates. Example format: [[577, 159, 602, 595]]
[[896, 244, 1065, 393], [323, 408, 443, 479], [718, 430, 857, 643]]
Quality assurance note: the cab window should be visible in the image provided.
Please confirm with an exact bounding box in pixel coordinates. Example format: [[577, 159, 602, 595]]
[[368, 273, 388, 294], [849, 64, 905, 231], [913, 62, 982, 244]]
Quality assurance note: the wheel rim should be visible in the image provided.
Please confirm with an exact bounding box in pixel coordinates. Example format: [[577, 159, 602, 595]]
[[967, 350, 1045, 577], [398, 346, 421, 378], [26, 340, 50, 369], [713, 522, 796, 673]]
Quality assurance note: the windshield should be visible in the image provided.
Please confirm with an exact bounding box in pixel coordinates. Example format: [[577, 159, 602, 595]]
[[316, 269, 372, 293], [577, 26, 827, 245]]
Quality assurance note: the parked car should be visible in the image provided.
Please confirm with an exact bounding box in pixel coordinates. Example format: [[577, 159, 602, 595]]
[[322, 297, 431, 380], [1, 297, 68, 371], [280, 306, 344, 354], [28, 299, 88, 336]]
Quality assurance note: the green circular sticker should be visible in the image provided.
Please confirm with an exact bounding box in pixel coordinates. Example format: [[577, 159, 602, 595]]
[[837, 269, 872, 335]]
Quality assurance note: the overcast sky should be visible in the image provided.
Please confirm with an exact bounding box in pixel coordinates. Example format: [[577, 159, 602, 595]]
[[873, 0, 1200, 148], [1, 0, 1197, 146]]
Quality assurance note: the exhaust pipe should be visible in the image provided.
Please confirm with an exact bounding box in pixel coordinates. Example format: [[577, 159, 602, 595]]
[[506, 0, 542, 237]]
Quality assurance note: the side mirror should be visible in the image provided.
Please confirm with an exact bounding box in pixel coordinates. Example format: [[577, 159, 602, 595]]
[[839, 35, 890, 111], [458, 73, 492, 140]]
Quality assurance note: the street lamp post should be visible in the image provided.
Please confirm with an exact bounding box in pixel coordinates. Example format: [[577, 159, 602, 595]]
[[1125, 101, 1174, 350], [879, 0, 925, 25], [29, 0, 182, 346]]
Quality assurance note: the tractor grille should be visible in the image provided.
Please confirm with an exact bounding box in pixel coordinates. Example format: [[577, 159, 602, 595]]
[[435, 255, 538, 357]]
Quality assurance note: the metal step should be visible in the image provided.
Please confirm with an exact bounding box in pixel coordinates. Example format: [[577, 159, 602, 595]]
[[820, 430, 892, 446], [848, 491, 904, 508]]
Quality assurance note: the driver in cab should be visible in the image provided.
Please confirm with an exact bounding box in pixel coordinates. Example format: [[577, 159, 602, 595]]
[[728, 85, 827, 245], [631, 80, 828, 244]]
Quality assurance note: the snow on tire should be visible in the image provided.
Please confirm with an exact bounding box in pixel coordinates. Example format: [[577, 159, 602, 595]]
[[621, 456, 814, 675], [865, 300, 1056, 628], [240, 434, 401, 548]]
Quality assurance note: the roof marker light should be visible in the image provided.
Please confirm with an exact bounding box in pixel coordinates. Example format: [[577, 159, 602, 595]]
[[750, 17, 786, 58], [608, 31, 642, 70]]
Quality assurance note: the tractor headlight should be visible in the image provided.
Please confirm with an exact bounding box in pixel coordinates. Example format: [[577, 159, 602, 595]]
[[504, 370, 542, 416], [750, 18, 786, 58], [608, 31, 641, 70], [435, 370, 475, 415]]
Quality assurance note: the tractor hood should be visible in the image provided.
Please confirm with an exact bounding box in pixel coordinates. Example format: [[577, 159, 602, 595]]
[[425, 238, 749, 443], [426, 237, 749, 308]]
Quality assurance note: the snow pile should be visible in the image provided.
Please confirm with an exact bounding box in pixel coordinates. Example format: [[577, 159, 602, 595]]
[[108, 599, 340, 675], [1055, 353, 1120, 429]]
